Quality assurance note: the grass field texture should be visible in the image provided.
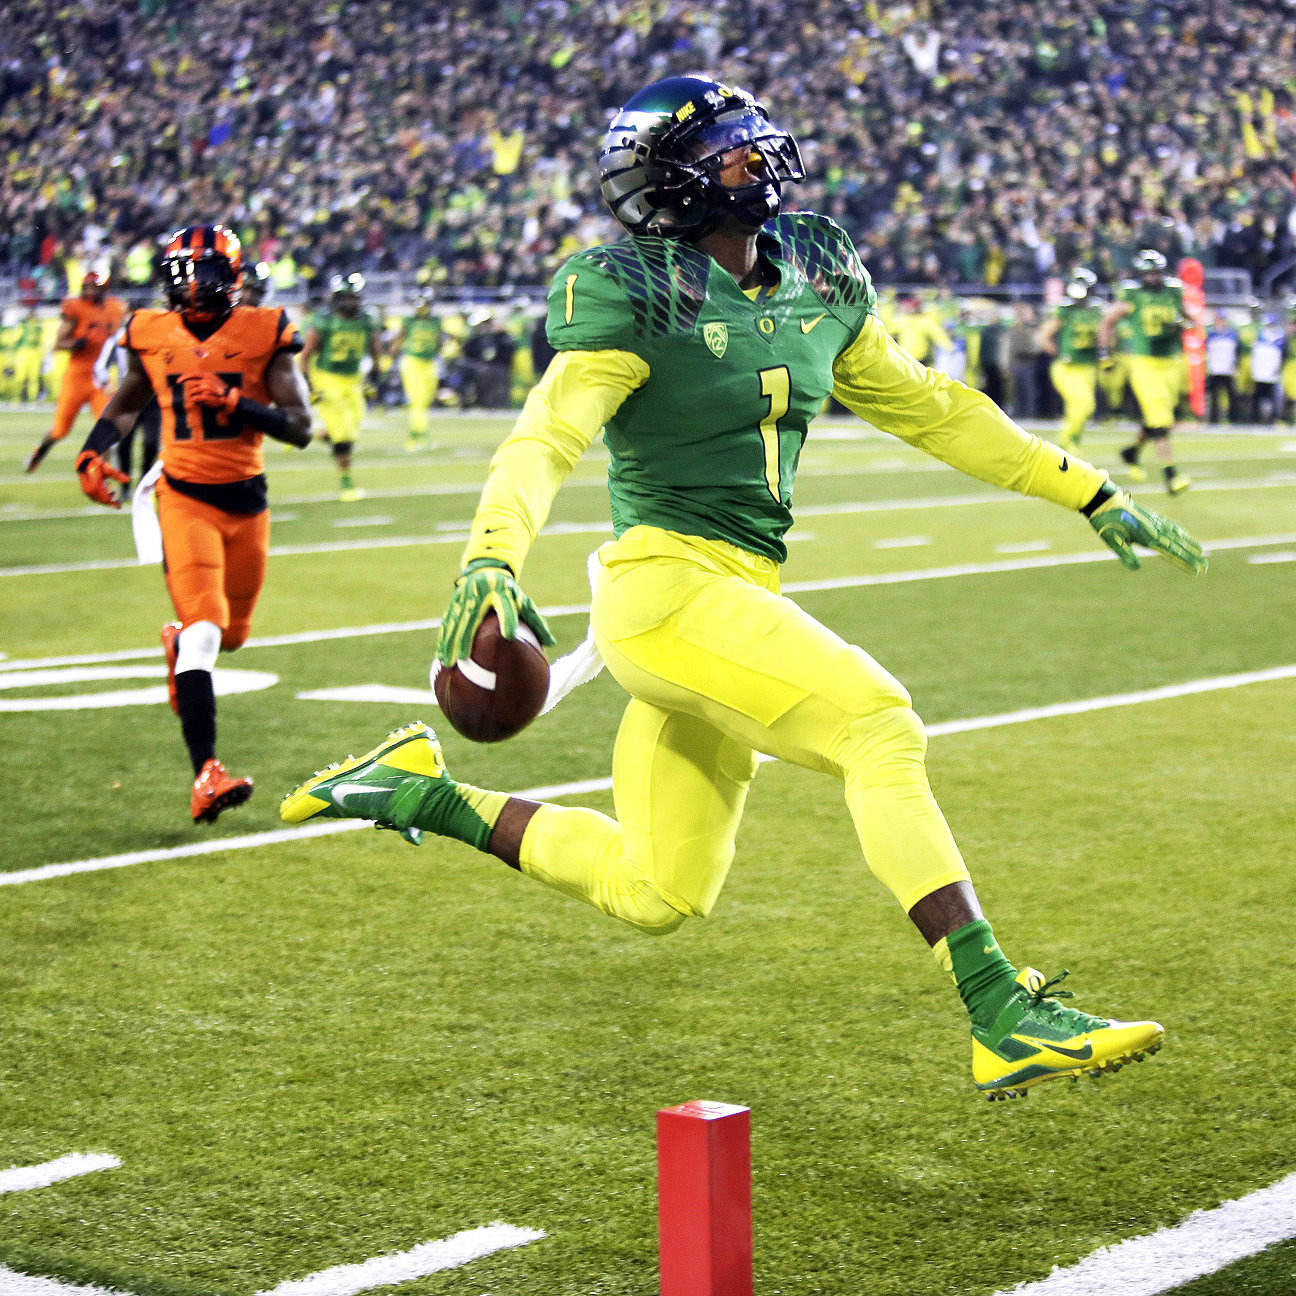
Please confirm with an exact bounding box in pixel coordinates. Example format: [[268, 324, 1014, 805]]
[[2, 407, 1295, 1295]]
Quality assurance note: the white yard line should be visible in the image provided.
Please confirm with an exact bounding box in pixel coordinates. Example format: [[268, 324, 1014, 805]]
[[257, 1223, 545, 1296], [0, 1223, 544, 1296], [3, 534, 1294, 675], [1249, 551, 1296, 564], [0, 1267, 124, 1295], [994, 1171, 1296, 1295], [0, 1153, 120, 1195], [5, 664, 1294, 889]]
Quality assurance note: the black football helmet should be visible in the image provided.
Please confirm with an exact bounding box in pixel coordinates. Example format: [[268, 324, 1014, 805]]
[[599, 77, 804, 239], [160, 225, 243, 321]]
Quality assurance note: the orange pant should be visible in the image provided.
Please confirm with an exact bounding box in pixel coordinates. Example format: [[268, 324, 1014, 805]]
[[50, 366, 109, 441], [157, 479, 271, 650]]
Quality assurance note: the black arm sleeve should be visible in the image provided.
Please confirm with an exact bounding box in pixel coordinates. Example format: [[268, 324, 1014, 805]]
[[235, 396, 291, 440], [81, 418, 122, 458]]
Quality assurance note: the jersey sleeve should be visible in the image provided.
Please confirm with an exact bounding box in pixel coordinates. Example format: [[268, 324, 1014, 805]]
[[273, 308, 300, 353], [545, 257, 640, 355], [461, 348, 649, 576], [831, 314, 1109, 511]]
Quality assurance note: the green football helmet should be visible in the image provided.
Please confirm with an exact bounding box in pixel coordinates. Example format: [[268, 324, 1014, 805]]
[[330, 271, 365, 316], [599, 76, 805, 239], [1066, 267, 1098, 300], [1132, 249, 1167, 285]]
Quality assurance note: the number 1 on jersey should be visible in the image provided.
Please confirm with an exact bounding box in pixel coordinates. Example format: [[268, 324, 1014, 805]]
[[758, 365, 791, 502]]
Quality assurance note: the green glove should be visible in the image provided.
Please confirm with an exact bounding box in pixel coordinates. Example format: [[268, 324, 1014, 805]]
[[1088, 488, 1207, 575], [437, 558, 556, 665]]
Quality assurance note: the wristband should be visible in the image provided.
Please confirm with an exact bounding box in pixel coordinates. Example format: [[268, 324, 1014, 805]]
[[234, 396, 289, 438], [82, 417, 121, 457], [1080, 480, 1118, 517]]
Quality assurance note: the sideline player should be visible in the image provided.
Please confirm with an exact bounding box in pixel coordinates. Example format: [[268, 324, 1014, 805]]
[[283, 79, 1206, 1101], [24, 270, 125, 472], [1038, 268, 1101, 451], [13, 302, 46, 402], [300, 273, 380, 501], [1100, 250, 1201, 494], [397, 292, 440, 450], [74, 225, 311, 823]]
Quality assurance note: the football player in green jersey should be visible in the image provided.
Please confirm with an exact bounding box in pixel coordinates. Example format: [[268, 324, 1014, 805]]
[[1038, 269, 1102, 451], [1100, 250, 1203, 494], [284, 78, 1206, 1101], [300, 273, 381, 501], [397, 292, 441, 451]]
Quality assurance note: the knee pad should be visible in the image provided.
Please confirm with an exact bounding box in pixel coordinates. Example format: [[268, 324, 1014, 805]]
[[175, 620, 222, 673], [331, 440, 354, 458], [1143, 426, 1171, 440], [620, 885, 689, 937], [834, 701, 929, 783]]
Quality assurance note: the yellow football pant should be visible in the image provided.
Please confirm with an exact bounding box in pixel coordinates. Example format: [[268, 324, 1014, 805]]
[[13, 347, 42, 401], [519, 527, 970, 935], [312, 370, 365, 443], [1282, 357, 1296, 408], [1098, 353, 1128, 414], [1050, 361, 1097, 443], [400, 355, 439, 435], [1128, 354, 1181, 430]]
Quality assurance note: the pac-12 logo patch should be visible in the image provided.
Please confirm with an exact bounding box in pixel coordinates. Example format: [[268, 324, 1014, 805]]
[[703, 321, 728, 358]]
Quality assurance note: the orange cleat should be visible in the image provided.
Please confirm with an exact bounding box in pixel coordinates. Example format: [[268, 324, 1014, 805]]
[[161, 621, 182, 714], [191, 759, 253, 824]]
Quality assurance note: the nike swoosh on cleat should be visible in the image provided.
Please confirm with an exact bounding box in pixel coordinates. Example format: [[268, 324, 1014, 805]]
[[1014, 1035, 1093, 1060], [801, 314, 826, 333], [331, 782, 379, 808]]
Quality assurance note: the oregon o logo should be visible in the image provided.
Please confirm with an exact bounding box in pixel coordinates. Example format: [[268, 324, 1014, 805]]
[[0, 665, 278, 712]]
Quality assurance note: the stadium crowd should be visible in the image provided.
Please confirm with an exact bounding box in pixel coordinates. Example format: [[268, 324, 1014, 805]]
[[2, 0, 1296, 297]]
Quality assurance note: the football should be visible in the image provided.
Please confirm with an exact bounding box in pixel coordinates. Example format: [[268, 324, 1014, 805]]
[[432, 611, 550, 743]]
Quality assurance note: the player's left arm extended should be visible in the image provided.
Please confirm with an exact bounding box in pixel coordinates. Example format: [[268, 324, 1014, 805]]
[[438, 348, 647, 662], [831, 314, 1206, 574]]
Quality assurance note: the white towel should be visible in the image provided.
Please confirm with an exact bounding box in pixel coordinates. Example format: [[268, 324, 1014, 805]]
[[540, 548, 608, 715], [131, 458, 165, 564]]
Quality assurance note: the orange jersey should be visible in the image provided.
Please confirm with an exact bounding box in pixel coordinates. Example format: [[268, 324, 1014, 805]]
[[63, 295, 125, 370], [126, 306, 297, 484]]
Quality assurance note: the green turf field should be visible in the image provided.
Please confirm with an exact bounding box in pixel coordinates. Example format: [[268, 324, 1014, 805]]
[[2, 406, 1295, 1295]]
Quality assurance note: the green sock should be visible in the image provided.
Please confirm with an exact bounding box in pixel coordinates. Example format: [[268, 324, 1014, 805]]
[[388, 775, 507, 853], [340, 471, 353, 490], [938, 919, 1019, 1029]]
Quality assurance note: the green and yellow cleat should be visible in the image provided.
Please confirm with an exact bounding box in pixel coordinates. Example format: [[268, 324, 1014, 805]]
[[279, 721, 452, 846], [972, 969, 1163, 1102]]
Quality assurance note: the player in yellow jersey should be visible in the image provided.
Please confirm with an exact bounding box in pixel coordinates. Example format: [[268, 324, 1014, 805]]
[[1038, 269, 1102, 451], [396, 293, 441, 450], [12, 303, 46, 402], [1100, 250, 1203, 494], [285, 77, 1209, 1102], [300, 273, 381, 501]]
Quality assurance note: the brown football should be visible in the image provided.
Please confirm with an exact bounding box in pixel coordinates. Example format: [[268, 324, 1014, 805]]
[[433, 612, 550, 743]]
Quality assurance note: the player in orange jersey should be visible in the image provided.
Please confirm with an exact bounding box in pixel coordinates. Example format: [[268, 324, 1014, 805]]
[[74, 224, 312, 824], [24, 270, 126, 472]]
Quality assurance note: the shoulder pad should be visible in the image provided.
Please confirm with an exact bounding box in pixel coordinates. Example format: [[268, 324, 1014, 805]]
[[766, 212, 874, 310], [569, 238, 710, 339]]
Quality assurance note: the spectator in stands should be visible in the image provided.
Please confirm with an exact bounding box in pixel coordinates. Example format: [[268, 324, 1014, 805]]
[[0, 0, 1295, 296]]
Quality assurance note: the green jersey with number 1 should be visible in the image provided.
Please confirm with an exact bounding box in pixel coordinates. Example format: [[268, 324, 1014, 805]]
[[546, 213, 874, 562], [1116, 280, 1185, 358]]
